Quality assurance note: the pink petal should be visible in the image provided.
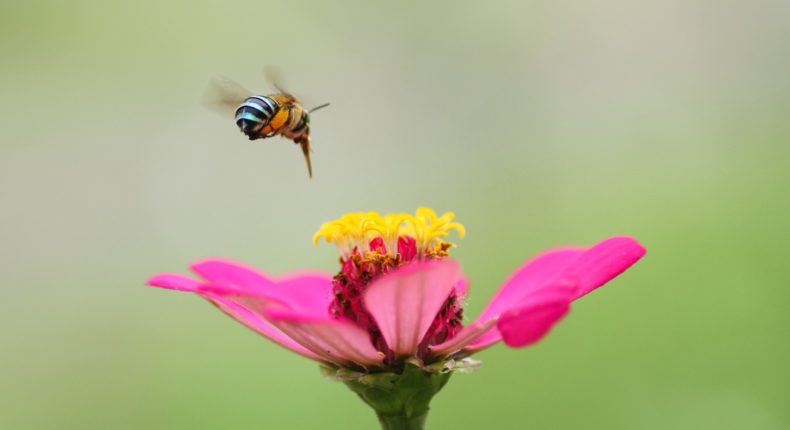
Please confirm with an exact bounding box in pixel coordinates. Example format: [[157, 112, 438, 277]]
[[497, 285, 575, 347], [465, 279, 577, 350], [146, 271, 321, 361], [263, 307, 384, 367], [201, 290, 322, 361], [190, 258, 334, 316], [364, 259, 462, 356], [197, 284, 289, 314], [564, 236, 646, 299], [454, 277, 470, 299], [475, 248, 585, 323], [429, 318, 499, 357], [464, 236, 645, 351], [147, 273, 202, 292]]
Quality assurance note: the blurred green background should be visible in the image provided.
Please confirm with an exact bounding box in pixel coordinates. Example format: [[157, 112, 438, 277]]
[[2, 0, 789, 428]]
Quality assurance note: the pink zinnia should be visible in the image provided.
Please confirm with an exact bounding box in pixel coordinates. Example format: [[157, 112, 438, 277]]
[[148, 208, 645, 429]]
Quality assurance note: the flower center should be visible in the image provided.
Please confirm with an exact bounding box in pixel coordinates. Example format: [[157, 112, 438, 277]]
[[314, 208, 466, 363], [313, 207, 465, 258]]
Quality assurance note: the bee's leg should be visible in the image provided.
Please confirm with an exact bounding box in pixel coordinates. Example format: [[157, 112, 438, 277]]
[[297, 137, 313, 179]]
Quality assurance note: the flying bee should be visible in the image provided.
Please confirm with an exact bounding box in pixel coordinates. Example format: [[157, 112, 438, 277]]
[[203, 74, 329, 178]]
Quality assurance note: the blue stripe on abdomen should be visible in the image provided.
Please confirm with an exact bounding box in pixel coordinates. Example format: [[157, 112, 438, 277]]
[[235, 110, 266, 123]]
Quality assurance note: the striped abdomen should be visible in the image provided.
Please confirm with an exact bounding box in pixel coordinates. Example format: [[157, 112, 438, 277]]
[[278, 105, 311, 145], [234, 96, 279, 140]]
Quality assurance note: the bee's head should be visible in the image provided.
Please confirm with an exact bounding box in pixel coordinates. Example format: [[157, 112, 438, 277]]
[[234, 96, 277, 138], [235, 117, 262, 138]]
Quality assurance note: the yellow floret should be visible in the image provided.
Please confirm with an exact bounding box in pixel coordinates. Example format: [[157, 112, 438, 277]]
[[313, 207, 465, 256]]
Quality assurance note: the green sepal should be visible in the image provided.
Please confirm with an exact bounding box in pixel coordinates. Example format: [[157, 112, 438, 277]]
[[321, 358, 481, 429]]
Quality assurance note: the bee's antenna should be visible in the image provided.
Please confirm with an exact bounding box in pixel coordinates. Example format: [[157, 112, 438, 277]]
[[308, 103, 331, 114]]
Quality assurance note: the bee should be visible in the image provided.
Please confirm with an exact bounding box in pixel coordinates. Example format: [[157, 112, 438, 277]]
[[203, 74, 329, 178]]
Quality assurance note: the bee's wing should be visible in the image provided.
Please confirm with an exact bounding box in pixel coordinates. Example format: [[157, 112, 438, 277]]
[[264, 66, 295, 98], [264, 66, 330, 111], [202, 75, 251, 116]]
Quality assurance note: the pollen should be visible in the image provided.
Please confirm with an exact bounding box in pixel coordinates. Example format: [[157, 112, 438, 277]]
[[313, 207, 465, 257]]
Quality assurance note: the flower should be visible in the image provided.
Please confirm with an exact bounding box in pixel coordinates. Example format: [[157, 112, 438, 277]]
[[147, 207, 646, 428]]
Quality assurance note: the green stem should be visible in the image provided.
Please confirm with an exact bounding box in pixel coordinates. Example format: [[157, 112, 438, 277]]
[[376, 411, 428, 430]]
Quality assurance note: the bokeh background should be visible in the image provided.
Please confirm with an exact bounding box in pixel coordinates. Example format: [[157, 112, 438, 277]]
[[2, 0, 789, 428]]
